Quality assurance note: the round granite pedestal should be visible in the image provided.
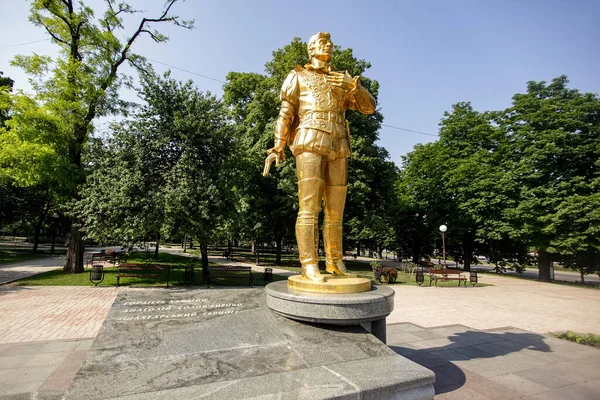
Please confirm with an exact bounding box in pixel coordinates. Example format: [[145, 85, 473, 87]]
[[265, 280, 394, 343]]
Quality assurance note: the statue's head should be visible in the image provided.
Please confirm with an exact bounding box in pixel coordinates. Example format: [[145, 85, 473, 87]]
[[307, 32, 333, 63]]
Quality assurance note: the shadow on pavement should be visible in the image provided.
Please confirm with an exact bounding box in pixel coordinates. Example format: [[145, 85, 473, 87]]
[[390, 329, 551, 394]]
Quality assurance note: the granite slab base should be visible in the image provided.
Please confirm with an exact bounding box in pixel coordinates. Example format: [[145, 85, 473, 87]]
[[65, 288, 434, 400], [266, 281, 395, 343]]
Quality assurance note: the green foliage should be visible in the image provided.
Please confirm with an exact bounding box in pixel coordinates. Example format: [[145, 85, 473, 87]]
[[1, 0, 192, 273], [77, 70, 235, 258], [397, 76, 600, 279], [551, 331, 600, 348]]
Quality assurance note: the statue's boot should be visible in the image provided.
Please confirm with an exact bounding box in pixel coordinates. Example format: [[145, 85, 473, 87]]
[[324, 185, 349, 276], [297, 177, 325, 282]]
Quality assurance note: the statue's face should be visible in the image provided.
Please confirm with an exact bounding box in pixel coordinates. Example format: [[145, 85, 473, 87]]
[[310, 37, 333, 62]]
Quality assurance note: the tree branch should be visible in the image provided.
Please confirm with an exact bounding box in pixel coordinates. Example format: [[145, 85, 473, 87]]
[[83, 0, 184, 126], [140, 29, 161, 43], [43, 24, 68, 45]]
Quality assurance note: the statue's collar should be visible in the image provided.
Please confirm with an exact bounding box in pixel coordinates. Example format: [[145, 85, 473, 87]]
[[304, 64, 335, 74]]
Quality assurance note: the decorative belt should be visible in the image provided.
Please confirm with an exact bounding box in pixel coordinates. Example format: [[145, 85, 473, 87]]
[[300, 111, 344, 123]]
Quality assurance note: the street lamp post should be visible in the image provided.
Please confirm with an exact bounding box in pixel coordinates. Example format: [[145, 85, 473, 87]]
[[439, 225, 447, 269]]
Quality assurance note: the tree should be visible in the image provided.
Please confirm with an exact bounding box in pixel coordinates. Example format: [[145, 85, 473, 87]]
[[499, 76, 600, 281], [1, 0, 192, 273], [397, 102, 523, 271], [0, 72, 15, 126], [78, 70, 234, 270]]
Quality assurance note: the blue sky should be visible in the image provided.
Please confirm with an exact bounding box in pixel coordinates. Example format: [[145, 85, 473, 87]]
[[1, 0, 599, 166]]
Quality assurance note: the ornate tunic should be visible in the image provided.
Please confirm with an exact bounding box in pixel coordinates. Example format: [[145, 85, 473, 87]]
[[276, 65, 376, 161]]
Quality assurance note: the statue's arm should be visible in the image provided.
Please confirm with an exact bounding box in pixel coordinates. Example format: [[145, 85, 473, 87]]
[[347, 77, 376, 115], [272, 100, 296, 153], [263, 71, 298, 176]]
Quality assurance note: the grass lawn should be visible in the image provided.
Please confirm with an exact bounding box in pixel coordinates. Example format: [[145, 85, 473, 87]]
[[13, 251, 287, 287]]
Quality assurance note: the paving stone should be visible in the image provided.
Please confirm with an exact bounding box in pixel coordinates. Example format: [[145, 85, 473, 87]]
[[0, 380, 42, 396], [410, 329, 449, 340], [525, 383, 600, 399], [0, 394, 32, 400], [489, 373, 551, 396], [539, 359, 600, 383], [0, 366, 56, 384], [401, 349, 450, 368], [452, 344, 495, 359], [434, 386, 493, 399], [409, 337, 459, 350], [385, 329, 423, 344], [387, 322, 425, 332], [581, 378, 600, 393], [0, 355, 27, 369], [429, 363, 467, 388], [459, 369, 523, 400], [516, 368, 577, 389], [428, 348, 471, 363], [21, 351, 70, 367]]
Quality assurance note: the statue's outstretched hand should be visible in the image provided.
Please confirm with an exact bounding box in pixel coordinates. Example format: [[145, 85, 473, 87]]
[[263, 147, 286, 177]]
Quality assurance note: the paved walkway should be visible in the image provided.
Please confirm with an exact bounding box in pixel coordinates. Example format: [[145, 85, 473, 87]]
[[388, 322, 600, 399], [0, 286, 118, 344], [1, 252, 599, 399], [0, 256, 65, 285]]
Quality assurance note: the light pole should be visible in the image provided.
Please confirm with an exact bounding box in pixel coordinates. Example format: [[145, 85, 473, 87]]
[[439, 225, 447, 269]]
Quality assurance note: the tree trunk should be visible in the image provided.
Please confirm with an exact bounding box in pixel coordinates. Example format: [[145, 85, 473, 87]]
[[227, 239, 232, 260], [276, 235, 282, 265], [32, 222, 42, 254], [183, 235, 187, 253], [376, 244, 382, 259], [200, 242, 209, 283], [538, 250, 551, 282], [64, 220, 85, 273], [154, 236, 160, 261], [580, 266, 585, 284], [32, 194, 50, 253]]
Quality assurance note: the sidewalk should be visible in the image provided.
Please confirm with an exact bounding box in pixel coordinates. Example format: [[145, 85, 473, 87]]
[[0, 256, 65, 285], [1, 251, 599, 399]]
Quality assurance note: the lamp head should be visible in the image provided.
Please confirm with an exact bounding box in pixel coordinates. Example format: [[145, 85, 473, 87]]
[[439, 225, 447, 233]]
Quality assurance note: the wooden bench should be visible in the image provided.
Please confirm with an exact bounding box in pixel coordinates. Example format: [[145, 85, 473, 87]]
[[86, 252, 122, 268], [206, 265, 253, 286], [429, 269, 467, 287], [117, 263, 171, 287]]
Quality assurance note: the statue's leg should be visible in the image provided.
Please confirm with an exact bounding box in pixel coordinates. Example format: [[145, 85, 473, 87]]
[[324, 157, 348, 275], [296, 152, 325, 282]]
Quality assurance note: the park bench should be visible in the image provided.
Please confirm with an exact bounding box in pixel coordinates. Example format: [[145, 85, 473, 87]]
[[428, 268, 467, 287], [86, 251, 122, 268], [206, 265, 253, 287], [116, 263, 171, 287]]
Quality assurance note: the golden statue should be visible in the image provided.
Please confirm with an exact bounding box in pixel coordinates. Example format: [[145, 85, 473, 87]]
[[264, 32, 376, 289]]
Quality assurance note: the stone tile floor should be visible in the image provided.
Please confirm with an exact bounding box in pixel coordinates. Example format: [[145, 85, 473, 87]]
[[388, 322, 600, 399]]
